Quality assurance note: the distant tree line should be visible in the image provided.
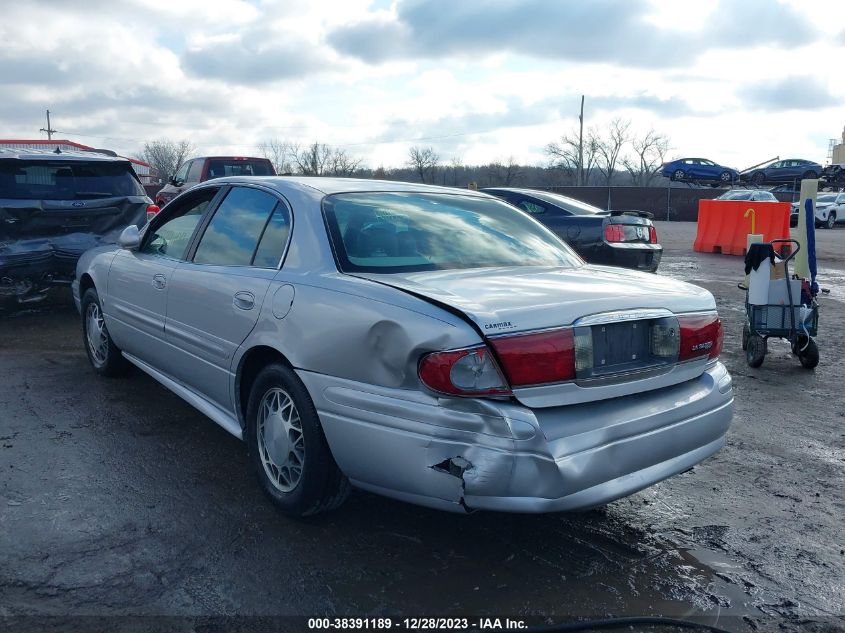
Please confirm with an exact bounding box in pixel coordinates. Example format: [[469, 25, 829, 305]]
[[140, 118, 672, 189]]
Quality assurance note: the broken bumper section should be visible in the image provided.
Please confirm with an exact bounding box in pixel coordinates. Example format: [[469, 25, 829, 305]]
[[299, 362, 733, 513]]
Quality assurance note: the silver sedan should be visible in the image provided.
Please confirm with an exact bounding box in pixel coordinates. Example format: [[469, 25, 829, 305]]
[[73, 177, 733, 516]]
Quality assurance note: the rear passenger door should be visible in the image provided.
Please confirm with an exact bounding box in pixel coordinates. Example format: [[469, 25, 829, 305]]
[[164, 185, 292, 412]]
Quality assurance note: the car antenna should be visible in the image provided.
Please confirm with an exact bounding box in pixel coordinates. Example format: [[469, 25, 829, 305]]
[[54, 146, 61, 154]]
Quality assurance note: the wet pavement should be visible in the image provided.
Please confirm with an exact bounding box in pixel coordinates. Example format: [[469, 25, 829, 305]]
[[1, 223, 844, 632]]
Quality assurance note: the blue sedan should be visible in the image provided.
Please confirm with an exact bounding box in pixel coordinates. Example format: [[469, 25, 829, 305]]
[[661, 158, 739, 185]]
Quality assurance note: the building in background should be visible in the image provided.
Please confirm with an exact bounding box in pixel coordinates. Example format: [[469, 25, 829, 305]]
[[0, 139, 153, 183], [832, 127, 845, 164]]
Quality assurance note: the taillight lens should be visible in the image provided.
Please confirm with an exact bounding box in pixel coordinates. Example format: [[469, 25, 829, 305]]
[[678, 313, 723, 361], [489, 328, 575, 386], [604, 224, 624, 243], [146, 204, 161, 222], [649, 225, 657, 244], [418, 345, 510, 396]]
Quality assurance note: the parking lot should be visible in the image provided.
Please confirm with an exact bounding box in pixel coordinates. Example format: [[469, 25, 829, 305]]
[[1, 222, 843, 632]]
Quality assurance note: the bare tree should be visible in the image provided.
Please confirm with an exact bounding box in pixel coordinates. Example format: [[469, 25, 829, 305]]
[[446, 156, 465, 186], [293, 142, 332, 176], [258, 138, 294, 175], [594, 118, 631, 186], [486, 156, 524, 186], [622, 129, 670, 186], [407, 146, 439, 183], [546, 130, 598, 185], [328, 148, 363, 177], [142, 139, 195, 182]]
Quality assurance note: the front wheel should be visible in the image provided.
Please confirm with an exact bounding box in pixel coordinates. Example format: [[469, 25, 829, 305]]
[[245, 363, 350, 516], [826, 212, 836, 229], [719, 171, 732, 183], [81, 288, 128, 377], [803, 170, 818, 180], [672, 169, 686, 181], [746, 334, 766, 368]]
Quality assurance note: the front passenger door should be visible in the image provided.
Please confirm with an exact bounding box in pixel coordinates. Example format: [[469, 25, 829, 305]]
[[105, 186, 222, 372], [164, 186, 292, 412]]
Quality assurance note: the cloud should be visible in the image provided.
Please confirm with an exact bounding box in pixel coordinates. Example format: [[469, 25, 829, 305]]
[[181, 36, 331, 83], [737, 76, 838, 111], [327, 0, 818, 68]]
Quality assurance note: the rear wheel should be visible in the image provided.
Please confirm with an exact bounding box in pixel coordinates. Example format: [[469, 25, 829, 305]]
[[746, 334, 766, 368], [751, 172, 765, 185], [245, 363, 350, 516], [741, 323, 750, 351], [797, 338, 819, 369], [81, 288, 128, 377], [672, 169, 686, 181]]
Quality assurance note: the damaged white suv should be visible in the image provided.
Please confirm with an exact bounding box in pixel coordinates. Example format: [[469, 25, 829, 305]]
[[74, 177, 734, 516]]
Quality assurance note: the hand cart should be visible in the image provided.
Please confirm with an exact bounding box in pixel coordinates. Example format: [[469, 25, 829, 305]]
[[741, 239, 819, 369]]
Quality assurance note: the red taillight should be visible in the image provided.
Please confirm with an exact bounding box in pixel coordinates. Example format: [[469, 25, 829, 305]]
[[604, 224, 624, 242], [489, 328, 576, 386], [418, 345, 510, 397], [678, 313, 723, 361], [649, 225, 657, 244], [146, 204, 160, 222]]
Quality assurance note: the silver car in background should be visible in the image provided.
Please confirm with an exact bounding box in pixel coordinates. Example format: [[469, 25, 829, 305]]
[[73, 177, 733, 516]]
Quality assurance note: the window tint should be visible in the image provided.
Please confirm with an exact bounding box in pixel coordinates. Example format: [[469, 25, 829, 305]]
[[323, 192, 581, 274], [206, 159, 274, 179], [186, 160, 204, 182], [142, 189, 218, 259], [193, 187, 279, 266], [252, 205, 292, 268], [0, 159, 145, 200]]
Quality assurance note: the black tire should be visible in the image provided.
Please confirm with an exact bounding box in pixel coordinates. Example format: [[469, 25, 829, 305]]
[[746, 334, 766, 368], [672, 169, 685, 181], [797, 338, 819, 369], [245, 363, 350, 516], [802, 170, 818, 180], [751, 172, 765, 186], [81, 288, 128, 377], [826, 212, 836, 229], [741, 323, 750, 351]]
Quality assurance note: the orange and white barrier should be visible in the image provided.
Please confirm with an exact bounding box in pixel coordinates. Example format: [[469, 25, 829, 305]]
[[693, 200, 790, 256]]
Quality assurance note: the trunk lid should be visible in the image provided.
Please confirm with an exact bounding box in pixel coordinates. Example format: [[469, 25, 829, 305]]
[[357, 264, 717, 407]]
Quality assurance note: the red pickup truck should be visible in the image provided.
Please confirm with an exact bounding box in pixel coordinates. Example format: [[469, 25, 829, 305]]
[[155, 156, 275, 206]]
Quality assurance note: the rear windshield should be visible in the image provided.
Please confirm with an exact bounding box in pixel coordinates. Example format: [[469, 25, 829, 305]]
[[716, 191, 752, 200], [0, 159, 145, 200], [525, 190, 605, 215], [206, 159, 274, 179], [323, 192, 582, 273]]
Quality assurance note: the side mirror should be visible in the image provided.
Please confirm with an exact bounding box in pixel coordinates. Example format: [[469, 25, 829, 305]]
[[118, 225, 141, 250], [168, 177, 178, 186]]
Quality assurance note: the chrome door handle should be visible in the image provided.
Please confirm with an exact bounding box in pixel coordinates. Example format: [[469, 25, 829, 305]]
[[233, 291, 255, 311], [152, 274, 167, 289]]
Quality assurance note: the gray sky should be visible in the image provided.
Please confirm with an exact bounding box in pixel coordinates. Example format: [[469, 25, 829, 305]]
[[2, 0, 843, 170]]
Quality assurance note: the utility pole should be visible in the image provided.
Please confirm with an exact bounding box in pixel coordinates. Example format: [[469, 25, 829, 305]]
[[39, 109, 56, 140], [577, 95, 584, 186]]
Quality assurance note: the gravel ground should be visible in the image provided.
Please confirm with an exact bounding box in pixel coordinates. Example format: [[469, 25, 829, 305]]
[[1, 222, 843, 633]]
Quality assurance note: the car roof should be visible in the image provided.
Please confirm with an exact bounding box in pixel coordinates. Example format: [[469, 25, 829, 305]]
[[206, 176, 493, 198], [193, 156, 273, 161], [0, 147, 131, 163]]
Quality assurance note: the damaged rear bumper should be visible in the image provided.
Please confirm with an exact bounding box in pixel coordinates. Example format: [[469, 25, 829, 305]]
[[298, 362, 734, 513]]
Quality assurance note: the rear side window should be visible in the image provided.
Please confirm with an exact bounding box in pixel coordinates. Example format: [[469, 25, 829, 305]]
[[193, 187, 281, 266], [0, 159, 145, 200], [206, 159, 274, 179]]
